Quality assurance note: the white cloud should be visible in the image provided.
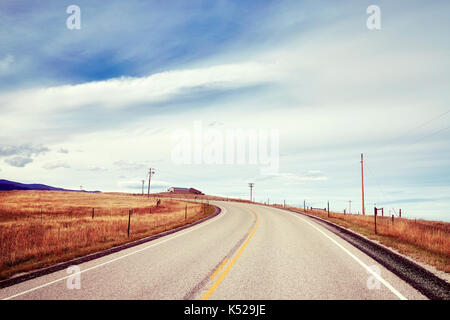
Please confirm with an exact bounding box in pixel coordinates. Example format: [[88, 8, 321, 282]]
[[118, 179, 171, 190], [0, 144, 49, 157], [113, 160, 147, 171], [86, 165, 107, 171], [0, 55, 14, 74], [5, 156, 33, 167], [43, 161, 70, 170], [0, 62, 282, 115], [256, 171, 328, 185]]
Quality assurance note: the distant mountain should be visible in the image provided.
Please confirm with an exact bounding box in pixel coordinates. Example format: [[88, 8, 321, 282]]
[[0, 179, 100, 193]]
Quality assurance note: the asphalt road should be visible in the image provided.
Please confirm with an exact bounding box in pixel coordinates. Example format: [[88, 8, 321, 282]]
[[0, 201, 427, 300]]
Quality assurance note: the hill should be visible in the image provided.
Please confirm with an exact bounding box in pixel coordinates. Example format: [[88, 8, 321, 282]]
[[0, 179, 100, 193]]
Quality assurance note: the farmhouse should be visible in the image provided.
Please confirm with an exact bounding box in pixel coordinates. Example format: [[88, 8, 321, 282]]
[[167, 187, 204, 195]]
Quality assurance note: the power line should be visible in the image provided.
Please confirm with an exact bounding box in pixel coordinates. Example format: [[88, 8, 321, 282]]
[[407, 124, 450, 148], [404, 109, 450, 136], [361, 153, 365, 216], [359, 110, 450, 217], [364, 159, 401, 217], [386, 109, 450, 146]]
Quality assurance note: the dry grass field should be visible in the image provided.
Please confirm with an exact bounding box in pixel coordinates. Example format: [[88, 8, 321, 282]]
[[0, 190, 215, 280], [277, 204, 450, 273]]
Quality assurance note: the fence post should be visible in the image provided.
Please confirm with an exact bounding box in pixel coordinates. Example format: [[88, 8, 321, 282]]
[[92, 208, 94, 220], [128, 209, 132, 237], [392, 214, 394, 224], [399, 209, 402, 218], [374, 207, 377, 235]]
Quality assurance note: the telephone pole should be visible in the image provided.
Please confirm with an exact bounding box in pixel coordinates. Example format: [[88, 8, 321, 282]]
[[361, 153, 365, 216], [141, 180, 145, 195], [248, 183, 254, 202], [147, 168, 155, 198]]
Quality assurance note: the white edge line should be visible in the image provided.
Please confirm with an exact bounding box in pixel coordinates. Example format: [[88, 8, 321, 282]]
[[286, 211, 407, 300], [2, 206, 227, 300]]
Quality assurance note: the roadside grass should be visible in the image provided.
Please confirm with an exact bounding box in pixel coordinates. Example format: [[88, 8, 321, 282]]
[[276, 205, 450, 273], [0, 190, 215, 280]]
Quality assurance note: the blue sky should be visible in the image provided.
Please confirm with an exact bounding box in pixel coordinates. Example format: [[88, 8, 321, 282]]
[[1, 0, 450, 221]]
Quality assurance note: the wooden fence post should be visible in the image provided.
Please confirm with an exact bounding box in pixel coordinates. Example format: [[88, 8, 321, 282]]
[[392, 214, 394, 224], [128, 209, 132, 237], [92, 208, 94, 220], [374, 207, 377, 235]]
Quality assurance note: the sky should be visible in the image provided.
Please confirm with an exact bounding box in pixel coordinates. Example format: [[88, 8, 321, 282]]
[[1, 0, 449, 221]]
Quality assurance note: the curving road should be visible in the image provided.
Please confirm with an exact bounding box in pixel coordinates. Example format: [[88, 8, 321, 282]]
[[0, 201, 427, 300]]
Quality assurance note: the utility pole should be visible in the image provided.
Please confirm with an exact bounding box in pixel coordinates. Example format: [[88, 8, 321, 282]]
[[141, 180, 145, 195], [327, 201, 330, 217], [147, 168, 155, 198], [349, 200, 352, 214], [361, 153, 365, 216], [248, 183, 254, 202]]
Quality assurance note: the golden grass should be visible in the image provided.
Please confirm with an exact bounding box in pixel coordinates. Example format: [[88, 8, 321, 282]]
[[278, 205, 450, 273], [0, 190, 215, 280]]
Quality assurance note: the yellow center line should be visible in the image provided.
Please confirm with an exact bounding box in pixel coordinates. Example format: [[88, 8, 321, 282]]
[[210, 258, 229, 279], [201, 208, 259, 300]]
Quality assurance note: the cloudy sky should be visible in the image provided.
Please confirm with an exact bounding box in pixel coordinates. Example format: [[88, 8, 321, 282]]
[[1, 0, 449, 221]]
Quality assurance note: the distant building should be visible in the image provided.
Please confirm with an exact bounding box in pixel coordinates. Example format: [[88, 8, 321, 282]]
[[168, 187, 204, 195], [188, 187, 203, 195]]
